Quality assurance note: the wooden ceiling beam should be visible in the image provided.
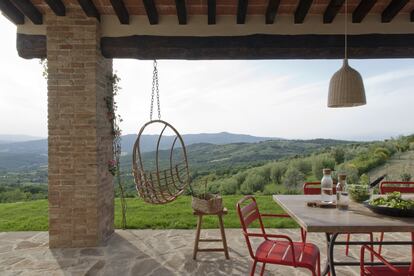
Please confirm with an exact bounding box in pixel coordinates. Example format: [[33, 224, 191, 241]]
[[175, 0, 187, 24], [352, 0, 376, 23], [381, 0, 408, 23], [323, 0, 344, 23], [45, 0, 65, 16], [143, 0, 158, 25], [0, 0, 24, 24], [77, 0, 100, 21], [10, 0, 42, 24], [110, 0, 129, 24], [265, 0, 280, 24], [237, 0, 248, 24], [208, 0, 216, 25], [411, 10, 414, 22], [295, 0, 313, 24]]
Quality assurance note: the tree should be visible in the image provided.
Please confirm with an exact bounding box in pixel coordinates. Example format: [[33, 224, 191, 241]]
[[270, 163, 287, 184], [240, 173, 267, 194], [220, 178, 239, 195], [332, 148, 345, 164], [283, 167, 305, 191]]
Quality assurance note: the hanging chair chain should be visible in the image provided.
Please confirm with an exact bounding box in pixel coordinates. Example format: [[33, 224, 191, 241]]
[[150, 60, 161, 121]]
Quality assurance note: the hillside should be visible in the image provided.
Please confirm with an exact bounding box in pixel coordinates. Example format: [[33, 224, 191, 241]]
[[368, 149, 414, 181]]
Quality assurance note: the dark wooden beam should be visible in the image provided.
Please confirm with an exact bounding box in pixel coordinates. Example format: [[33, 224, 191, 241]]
[[77, 0, 100, 21], [175, 0, 187, 24], [110, 0, 129, 24], [265, 0, 280, 24], [237, 0, 248, 24], [208, 0, 216, 25], [411, 9, 414, 22], [0, 0, 24, 24], [10, 0, 42, 24], [143, 0, 158, 25], [17, 33, 414, 60], [295, 0, 313, 24], [45, 0, 65, 16], [352, 0, 376, 23], [381, 0, 408, 23], [323, 0, 344, 23]]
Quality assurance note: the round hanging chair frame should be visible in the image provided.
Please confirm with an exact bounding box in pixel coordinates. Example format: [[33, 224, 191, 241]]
[[132, 119, 191, 204]]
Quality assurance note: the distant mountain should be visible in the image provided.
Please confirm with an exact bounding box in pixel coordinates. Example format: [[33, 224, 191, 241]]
[[0, 132, 279, 171], [0, 135, 43, 144]]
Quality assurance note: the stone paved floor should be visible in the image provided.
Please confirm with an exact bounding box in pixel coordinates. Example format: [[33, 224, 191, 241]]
[[0, 230, 412, 275]]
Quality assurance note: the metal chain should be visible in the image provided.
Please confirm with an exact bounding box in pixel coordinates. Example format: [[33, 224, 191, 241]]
[[150, 60, 161, 120]]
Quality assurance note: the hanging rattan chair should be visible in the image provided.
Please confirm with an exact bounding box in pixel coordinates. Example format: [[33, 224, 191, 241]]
[[132, 119, 191, 204]]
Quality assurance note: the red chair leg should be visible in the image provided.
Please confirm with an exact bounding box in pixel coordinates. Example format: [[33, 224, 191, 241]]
[[378, 232, 384, 255], [301, 228, 307, 243], [345, 233, 351, 256], [250, 260, 257, 276], [260, 263, 266, 276], [369, 233, 374, 263], [317, 252, 321, 276]]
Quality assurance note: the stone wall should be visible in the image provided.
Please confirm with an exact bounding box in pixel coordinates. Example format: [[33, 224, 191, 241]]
[[46, 5, 114, 248]]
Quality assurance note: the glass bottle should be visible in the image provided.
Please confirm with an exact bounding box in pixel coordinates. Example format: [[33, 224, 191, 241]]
[[337, 174, 349, 210], [321, 168, 333, 203]]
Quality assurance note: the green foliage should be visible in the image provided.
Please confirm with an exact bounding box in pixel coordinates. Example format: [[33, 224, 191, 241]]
[[332, 148, 345, 164], [270, 163, 287, 184], [359, 174, 370, 186], [283, 167, 305, 191], [240, 173, 267, 194], [400, 172, 412, 182], [219, 178, 239, 195], [335, 163, 359, 184]]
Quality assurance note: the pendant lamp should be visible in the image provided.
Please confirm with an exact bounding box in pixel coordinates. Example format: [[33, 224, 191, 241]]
[[328, 0, 366, 108]]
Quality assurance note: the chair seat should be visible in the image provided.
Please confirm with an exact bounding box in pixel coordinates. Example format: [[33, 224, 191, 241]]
[[255, 240, 319, 269], [364, 266, 411, 276]]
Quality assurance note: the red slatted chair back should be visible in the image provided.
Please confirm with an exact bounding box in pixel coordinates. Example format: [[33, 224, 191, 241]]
[[303, 182, 337, 195], [236, 196, 266, 258], [379, 181, 414, 194]]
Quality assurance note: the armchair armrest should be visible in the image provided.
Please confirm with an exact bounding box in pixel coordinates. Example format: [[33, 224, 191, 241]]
[[360, 245, 402, 274], [245, 232, 296, 265], [261, 213, 291, 218]]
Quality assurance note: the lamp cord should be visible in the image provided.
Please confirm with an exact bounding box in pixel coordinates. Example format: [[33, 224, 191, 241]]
[[344, 0, 348, 60]]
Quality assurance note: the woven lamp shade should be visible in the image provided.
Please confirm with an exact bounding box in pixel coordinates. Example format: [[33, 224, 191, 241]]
[[328, 59, 366, 108]]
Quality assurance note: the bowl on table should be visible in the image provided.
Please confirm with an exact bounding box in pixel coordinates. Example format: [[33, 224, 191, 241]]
[[348, 184, 371, 203]]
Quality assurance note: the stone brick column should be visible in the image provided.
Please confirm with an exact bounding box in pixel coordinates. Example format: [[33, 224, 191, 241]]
[[46, 5, 114, 248]]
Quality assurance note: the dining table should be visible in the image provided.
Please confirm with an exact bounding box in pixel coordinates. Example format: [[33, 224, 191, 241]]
[[273, 194, 414, 276]]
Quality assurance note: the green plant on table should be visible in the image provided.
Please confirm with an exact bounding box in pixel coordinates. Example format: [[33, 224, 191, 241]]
[[348, 184, 371, 203]]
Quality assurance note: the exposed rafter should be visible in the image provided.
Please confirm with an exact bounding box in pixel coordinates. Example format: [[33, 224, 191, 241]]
[[237, 0, 248, 24], [265, 0, 280, 24], [110, 0, 129, 24], [143, 0, 158, 25], [77, 0, 100, 21], [352, 0, 376, 23], [175, 0, 187, 24], [323, 0, 344, 24], [208, 0, 216, 25], [10, 0, 42, 24], [295, 0, 313, 24], [411, 9, 414, 22], [45, 0, 65, 16], [381, 0, 408, 23], [0, 0, 24, 24]]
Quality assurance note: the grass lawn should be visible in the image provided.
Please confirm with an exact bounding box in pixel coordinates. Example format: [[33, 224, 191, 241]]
[[0, 195, 298, 231]]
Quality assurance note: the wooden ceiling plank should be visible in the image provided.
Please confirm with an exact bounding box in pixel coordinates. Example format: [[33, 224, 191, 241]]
[[237, 0, 248, 24], [10, 0, 42, 24], [352, 0, 376, 23], [265, 0, 280, 24], [45, 0, 65, 16], [77, 0, 100, 21], [143, 0, 158, 25], [208, 0, 216, 25], [110, 0, 129, 24], [381, 0, 409, 23], [295, 0, 313, 24], [411, 10, 414, 22], [323, 0, 344, 24], [0, 0, 24, 24], [175, 0, 187, 25]]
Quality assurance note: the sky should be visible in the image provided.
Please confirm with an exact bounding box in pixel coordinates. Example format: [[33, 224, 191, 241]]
[[0, 15, 413, 141]]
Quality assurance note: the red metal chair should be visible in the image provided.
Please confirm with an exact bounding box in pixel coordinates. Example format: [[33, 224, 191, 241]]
[[236, 195, 321, 276], [378, 181, 414, 254], [303, 182, 373, 258], [360, 238, 414, 276]]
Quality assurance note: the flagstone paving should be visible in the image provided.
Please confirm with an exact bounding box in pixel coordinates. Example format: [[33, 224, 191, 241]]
[[0, 230, 411, 275]]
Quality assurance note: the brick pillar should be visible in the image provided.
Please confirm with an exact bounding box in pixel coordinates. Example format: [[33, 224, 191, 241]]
[[46, 6, 114, 248]]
